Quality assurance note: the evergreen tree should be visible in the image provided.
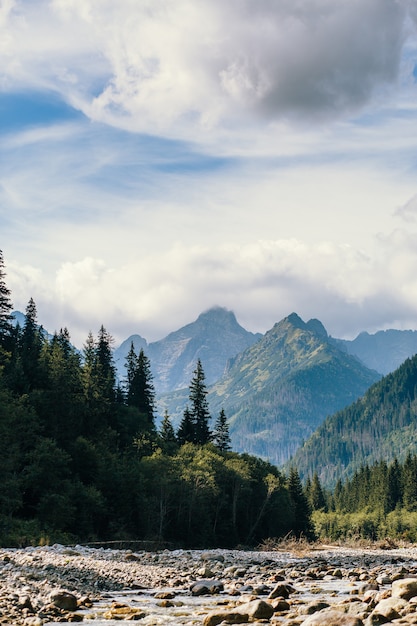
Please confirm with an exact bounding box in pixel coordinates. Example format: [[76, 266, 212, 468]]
[[125, 347, 155, 430], [159, 410, 178, 455], [177, 407, 195, 445], [94, 325, 116, 403], [188, 359, 211, 445], [20, 298, 43, 390], [287, 467, 314, 538], [308, 472, 327, 511], [212, 408, 232, 452], [0, 249, 13, 342]]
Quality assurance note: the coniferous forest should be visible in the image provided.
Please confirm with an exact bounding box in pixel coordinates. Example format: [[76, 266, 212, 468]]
[[0, 250, 311, 548]]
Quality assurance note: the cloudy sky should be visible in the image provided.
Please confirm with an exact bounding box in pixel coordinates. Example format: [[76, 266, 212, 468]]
[[2, 0, 417, 347]]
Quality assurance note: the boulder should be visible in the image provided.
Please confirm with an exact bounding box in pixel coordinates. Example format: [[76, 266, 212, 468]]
[[50, 590, 78, 612], [268, 582, 296, 599], [301, 609, 364, 625], [203, 599, 274, 626], [392, 578, 417, 600], [190, 579, 224, 595], [372, 596, 408, 620]]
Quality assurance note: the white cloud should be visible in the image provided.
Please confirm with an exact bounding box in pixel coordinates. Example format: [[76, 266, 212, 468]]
[[5, 229, 417, 348], [1, 0, 416, 139]]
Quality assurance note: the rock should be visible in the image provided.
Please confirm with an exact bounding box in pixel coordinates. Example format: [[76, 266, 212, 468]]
[[154, 591, 175, 599], [301, 600, 331, 615], [301, 609, 364, 625], [203, 599, 274, 626], [271, 597, 291, 611], [236, 599, 274, 620], [392, 578, 417, 600], [50, 590, 78, 611], [203, 611, 249, 626], [268, 582, 296, 599], [190, 579, 224, 595], [372, 596, 408, 620]]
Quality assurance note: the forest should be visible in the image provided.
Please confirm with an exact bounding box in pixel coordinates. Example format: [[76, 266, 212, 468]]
[[307, 455, 417, 543], [0, 250, 312, 548]]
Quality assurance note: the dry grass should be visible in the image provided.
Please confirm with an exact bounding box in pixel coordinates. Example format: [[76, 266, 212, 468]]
[[257, 533, 415, 555]]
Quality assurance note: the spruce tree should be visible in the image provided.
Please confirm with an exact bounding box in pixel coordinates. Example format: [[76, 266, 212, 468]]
[[177, 407, 195, 445], [308, 472, 327, 511], [188, 359, 211, 445], [159, 410, 178, 454], [20, 297, 43, 390], [288, 467, 314, 538], [0, 249, 13, 341], [212, 408, 231, 452], [126, 347, 155, 430]]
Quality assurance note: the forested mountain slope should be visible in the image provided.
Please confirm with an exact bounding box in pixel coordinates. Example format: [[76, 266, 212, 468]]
[[290, 353, 417, 486], [206, 313, 380, 466]]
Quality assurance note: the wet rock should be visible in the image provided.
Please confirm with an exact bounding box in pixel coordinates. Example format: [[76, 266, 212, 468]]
[[190, 579, 224, 595]]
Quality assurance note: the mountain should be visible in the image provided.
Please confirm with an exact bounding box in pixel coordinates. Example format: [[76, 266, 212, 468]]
[[114, 307, 261, 393], [201, 313, 380, 466], [334, 329, 417, 375], [290, 353, 417, 487]]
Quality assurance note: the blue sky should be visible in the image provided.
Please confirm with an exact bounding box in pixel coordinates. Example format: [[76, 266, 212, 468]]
[[2, 0, 417, 347]]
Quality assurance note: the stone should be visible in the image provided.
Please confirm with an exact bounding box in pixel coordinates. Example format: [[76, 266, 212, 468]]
[[301, 600, 331, 615], [203, 599, 274, 626], [301, 609, 364, 625], [203, 611, 249, 626], [50, 590, 78, 611], [236, 599, 275, 620], [190, 579, 224, 595], [372, 596, 408, 620], [268, 582, 296, 599], [392, 578, 417, 600]]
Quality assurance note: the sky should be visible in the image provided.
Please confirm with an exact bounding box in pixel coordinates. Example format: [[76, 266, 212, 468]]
[[2, 0, 417, 348]]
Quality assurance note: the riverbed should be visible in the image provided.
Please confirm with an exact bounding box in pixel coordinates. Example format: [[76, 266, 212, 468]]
[[2, 543, 417, 625]]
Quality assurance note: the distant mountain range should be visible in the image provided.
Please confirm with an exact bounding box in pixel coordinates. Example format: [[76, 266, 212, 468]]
[[289, 352, 417, 486], [12, 307, 417, 472], [333, 329, 417, 375], [114, 307, 261, 393], [207, 313, 380, 465], [158, 312, 381, 465]]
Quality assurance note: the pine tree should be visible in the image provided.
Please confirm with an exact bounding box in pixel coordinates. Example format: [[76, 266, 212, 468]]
[[159, 410, 178, 455], [0, 249, 13, 341], [212, 408, 231, 452], [287, 467, 314, 538], [188, 359, 211, 445], [125, 347, 155, 430], [177, 407, 195, 445], [20, 298, 44, 390], [94, 325, 116, 403], [308, 472, 327, 511]]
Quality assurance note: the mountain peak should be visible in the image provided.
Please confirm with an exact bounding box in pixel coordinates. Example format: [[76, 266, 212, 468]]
[[197, 306, 237, 323], [283, 312, 306, 329]]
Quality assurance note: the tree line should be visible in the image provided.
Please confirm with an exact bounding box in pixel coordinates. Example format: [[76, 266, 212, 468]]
[[305, 455, 417, 543], [0, 250, 312, 547]]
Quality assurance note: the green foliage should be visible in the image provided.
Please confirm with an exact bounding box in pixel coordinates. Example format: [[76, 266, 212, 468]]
[[291, 353, 417, 486], [0, 254, 314, 547]]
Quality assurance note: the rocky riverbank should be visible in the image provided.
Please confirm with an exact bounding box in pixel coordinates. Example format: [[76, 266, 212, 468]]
[[2, 543, 417, 624]]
